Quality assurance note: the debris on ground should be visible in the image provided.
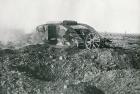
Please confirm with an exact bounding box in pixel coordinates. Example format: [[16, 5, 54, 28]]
[[0, 34, 140, 94]]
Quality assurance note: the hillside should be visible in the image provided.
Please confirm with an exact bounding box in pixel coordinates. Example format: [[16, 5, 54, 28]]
[[0, 33, 140, 94]]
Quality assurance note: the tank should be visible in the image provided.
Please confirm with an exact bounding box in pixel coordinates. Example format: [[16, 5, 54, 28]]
[[36, 20, 101, 49]]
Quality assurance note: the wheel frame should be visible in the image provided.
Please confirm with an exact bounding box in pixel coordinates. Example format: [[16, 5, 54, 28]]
[[85, 32, 100, 49]]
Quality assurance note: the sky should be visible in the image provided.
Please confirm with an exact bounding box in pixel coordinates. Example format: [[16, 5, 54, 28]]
[[0, 0, 139, 35]]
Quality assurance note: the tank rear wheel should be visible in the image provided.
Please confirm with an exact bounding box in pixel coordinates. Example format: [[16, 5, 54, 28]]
[[85, 33, 100, 49]]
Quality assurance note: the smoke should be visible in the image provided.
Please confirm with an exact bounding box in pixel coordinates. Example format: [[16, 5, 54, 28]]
[[0, 28, 26, 44]]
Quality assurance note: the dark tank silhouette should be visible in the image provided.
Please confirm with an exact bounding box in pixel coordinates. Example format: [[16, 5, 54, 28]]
[[36, 20, 101, 49]]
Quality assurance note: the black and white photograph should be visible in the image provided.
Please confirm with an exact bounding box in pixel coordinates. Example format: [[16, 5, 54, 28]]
[[0, 0, 140, 94]]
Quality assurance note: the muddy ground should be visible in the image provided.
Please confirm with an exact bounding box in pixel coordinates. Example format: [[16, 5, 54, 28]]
[[0, 33, 140, 94]]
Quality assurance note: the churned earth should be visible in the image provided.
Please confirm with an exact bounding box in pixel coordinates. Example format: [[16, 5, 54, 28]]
[[0, 33, 140, 94]]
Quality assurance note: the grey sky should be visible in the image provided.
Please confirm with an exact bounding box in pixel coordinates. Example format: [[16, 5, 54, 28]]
[[0, 0, 139, 34]]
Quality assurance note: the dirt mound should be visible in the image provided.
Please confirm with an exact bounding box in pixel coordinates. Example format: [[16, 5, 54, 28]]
[[0, 43, 140, 94], [8, 44, 135, 81]]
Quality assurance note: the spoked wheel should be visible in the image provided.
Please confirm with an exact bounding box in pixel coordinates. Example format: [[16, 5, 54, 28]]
[[85, 33, 100, 49]]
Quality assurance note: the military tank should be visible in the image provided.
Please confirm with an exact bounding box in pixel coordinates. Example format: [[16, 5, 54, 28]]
[[36, 20, 101, 49]]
